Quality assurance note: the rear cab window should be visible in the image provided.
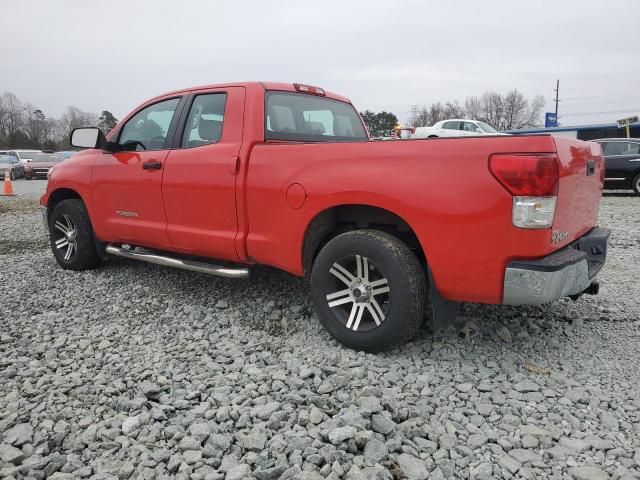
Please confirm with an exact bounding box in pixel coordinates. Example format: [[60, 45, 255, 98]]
[[265, 92, 367, 142]]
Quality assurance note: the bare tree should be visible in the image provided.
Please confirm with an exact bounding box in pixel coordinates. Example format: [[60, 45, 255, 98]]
[[59, 106, 99, 147], [1, 92, 25, 140], [413, 89, 544, 130], [411, 102, 463, 127]]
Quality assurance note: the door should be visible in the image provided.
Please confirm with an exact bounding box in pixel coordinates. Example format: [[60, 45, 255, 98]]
[[461, 121, 481, 135], [439, 121, 462, 137], [602, 141, 640, 183], [161, 87, 245, 260], [91, 97, 183, 249]]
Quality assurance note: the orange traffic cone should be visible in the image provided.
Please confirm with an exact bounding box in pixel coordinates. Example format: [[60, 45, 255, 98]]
[[2, 169, 15, 196]]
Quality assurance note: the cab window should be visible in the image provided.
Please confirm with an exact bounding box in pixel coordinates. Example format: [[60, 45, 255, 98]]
[[442, 121, 461, 130], [622, 142, 640, 155], [265, 92, 367, 142], [181, 93, 227, 148], [462, 122, 478, 132], [119, 98, 180, 151], [602, 142, 625, 156]]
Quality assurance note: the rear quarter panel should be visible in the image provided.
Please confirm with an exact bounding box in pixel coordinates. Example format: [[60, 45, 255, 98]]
[[245, 135, 562, 303]]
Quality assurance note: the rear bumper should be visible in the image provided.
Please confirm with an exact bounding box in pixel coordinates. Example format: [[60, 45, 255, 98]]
[[503, 227, 610, 305]]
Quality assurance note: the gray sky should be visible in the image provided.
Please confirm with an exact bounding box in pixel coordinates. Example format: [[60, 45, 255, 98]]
[[2, 0, 639, 126]]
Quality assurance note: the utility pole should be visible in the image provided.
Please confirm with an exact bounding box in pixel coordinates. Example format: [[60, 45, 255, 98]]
[[410, 104, 418, 127], [553, 79, 560, 118]]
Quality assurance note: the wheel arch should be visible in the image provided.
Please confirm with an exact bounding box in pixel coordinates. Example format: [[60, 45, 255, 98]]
[[46, 188, 86, 218], [301, 204, 426, 275]]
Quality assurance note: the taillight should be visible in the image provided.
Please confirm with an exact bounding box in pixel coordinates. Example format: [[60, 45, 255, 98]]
[[489, 154, 559, 196], [489, 154, 559, 229]]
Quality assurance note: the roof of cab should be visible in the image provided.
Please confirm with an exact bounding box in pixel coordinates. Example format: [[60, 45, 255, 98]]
[[150, 82, 352, 104]]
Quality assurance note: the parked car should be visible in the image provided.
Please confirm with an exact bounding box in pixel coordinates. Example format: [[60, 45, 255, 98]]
[[41, 82, 609, 352], [412, 119, 509, 138], [0, 154, 25, 180], [5, 149, 42, 165], [591, 138, 640, 194], [24, 153, 63, 179]]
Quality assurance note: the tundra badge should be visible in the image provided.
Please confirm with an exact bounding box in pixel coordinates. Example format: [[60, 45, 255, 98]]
[[116, 210, 138, 218], [551, 229, 568, 243]]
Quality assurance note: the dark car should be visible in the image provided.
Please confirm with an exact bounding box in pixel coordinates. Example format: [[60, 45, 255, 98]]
[[24, 153, 62, 179], [593, 138, 640, 194], [0, 154, 25, 180]]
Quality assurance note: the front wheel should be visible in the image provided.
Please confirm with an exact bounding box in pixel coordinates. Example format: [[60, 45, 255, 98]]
[[310, 230, 427, 352], [49, 199, 101, 270], [632, 173, 640, 195], [9, 170, 15, 180]]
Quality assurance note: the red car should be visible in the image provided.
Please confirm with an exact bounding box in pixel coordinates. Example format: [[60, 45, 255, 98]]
[[24, 153, 62, 179], [40, 82, 609, 351]]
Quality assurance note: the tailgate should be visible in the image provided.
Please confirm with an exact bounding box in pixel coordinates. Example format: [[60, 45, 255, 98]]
[[551, 136, 604, 249]]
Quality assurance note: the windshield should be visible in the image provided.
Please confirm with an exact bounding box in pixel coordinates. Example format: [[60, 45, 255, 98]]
[[477, 121, 498, 133], [17, 152, 40, 160], [0, 156, 14, 164], [266, 92, 368, 142], [31, 154, 60, 163]]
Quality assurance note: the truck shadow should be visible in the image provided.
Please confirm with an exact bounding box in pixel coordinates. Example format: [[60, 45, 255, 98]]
[[101, 257, 604, 355]]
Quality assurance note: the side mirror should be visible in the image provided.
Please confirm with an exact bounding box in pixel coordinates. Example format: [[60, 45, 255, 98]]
[[70, 127, 106, 149]]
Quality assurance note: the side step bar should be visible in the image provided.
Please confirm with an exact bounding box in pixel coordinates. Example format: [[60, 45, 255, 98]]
[[105, 244, 249, 279]]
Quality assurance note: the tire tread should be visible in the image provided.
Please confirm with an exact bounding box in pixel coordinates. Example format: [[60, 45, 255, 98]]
[[311, 229, 427, 352]]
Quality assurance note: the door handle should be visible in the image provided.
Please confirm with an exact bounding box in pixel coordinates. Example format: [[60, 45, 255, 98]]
[[142, 161, 162, 170]]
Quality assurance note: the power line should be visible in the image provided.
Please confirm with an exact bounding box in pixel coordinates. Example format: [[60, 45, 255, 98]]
[[562, 107, 640, 117], [562, 79, 640, 91], [564, 94, 640, 101]]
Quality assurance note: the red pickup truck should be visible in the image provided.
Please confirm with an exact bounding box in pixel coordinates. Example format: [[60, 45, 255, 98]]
[[41, 82, 609, 351]]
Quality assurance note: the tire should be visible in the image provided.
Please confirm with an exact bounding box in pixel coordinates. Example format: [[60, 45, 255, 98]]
[[428, 135, 438, 138], [9, 170, 14, 180], [633, 173, 640, 195], [49, 199, 101, 270], [310, 229, 427, 352]]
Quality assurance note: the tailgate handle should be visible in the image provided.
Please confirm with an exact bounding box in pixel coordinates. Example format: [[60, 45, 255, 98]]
[[587, 159, 595, 176]]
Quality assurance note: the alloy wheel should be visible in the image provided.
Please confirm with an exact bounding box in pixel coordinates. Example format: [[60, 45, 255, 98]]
[[53, 214, 78, 261], [324, 254, 390, 332]]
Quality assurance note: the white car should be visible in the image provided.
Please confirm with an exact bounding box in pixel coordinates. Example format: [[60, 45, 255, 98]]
[[412, 119, 508, 138], [4, 149, 43, 166]]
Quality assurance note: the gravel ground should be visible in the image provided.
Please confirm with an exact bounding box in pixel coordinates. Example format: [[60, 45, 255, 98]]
[[1, 192, 639, 480]]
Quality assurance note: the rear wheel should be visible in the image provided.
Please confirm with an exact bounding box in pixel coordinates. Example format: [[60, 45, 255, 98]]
[[632, 173, 640, 195], [310, 229, 427, 352], [49, 199, 101, 270]]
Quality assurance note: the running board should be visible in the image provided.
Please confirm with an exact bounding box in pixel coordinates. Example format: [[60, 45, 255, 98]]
[[105, 244, 249, 279]]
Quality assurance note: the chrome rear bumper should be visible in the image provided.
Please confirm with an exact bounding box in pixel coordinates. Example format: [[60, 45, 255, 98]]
[[503, 227, 610, 305]]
